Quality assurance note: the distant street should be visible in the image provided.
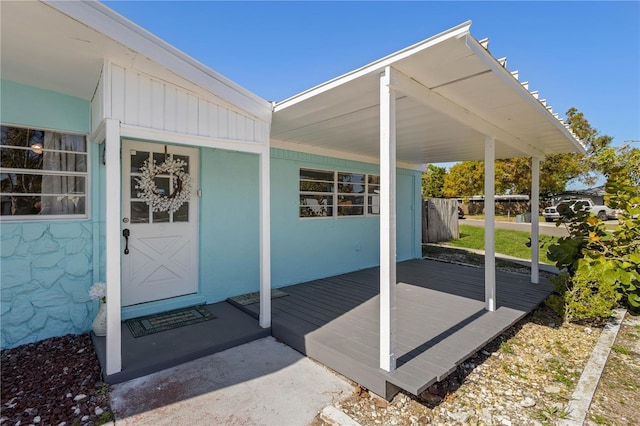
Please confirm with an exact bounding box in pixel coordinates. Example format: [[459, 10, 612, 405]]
[[461, 218, 570, 237]]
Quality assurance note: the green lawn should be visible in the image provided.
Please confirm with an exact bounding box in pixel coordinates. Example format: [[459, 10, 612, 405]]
[[465, 214, 547, 223], [446, 224, 557, 264]]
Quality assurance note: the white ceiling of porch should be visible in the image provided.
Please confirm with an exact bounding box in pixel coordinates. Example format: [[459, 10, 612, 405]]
[[272, 22, 585, 165]]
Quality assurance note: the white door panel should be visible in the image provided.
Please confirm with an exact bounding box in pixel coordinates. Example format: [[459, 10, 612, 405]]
[[122, 140, 199, 306]]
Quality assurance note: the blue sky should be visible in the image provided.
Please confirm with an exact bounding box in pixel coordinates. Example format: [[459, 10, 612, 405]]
[[105, 1, 639, 150]]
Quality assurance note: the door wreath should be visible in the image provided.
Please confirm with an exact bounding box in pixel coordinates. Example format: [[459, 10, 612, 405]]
[[135, 157, 191, 214]]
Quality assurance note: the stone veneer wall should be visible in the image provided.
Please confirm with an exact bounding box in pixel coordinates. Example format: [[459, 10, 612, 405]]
[[1, 221, 96, 349]]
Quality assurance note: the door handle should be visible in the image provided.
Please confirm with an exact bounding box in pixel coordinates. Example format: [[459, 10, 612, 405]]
[[122, 228, 130, 255]]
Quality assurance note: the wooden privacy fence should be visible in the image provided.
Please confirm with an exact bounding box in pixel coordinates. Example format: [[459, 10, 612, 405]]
[[422, 198, 459, 243]]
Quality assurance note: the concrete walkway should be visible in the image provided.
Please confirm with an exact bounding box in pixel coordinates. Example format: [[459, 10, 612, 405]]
[[109, 337, 353, 426]]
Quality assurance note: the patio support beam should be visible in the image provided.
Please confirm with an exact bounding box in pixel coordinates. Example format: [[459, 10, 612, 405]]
[[530, 157, 541, 283], [258, 147, 271, 328], [484, 135, 496, 312], [379, 66, 397, 372], [104, 118, 122, 375]]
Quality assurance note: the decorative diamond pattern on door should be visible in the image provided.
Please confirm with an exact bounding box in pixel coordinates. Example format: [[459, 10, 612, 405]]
[[144, 265, 180, 284]]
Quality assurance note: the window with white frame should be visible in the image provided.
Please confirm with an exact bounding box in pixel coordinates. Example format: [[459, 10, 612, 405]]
[[299, 168, 380, 218], [0, 125, 88, 218]]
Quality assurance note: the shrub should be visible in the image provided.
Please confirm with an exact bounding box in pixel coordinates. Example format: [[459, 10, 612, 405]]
[[546, 167, 640, 322]]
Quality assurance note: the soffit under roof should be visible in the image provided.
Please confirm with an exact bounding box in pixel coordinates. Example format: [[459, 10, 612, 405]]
[[1, 1, 118, 100], [0, 1, 271, 120]]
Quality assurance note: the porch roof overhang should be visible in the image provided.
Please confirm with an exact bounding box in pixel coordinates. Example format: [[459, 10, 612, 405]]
[[272, 22, 586, 166], [0, 0, 272, 122]]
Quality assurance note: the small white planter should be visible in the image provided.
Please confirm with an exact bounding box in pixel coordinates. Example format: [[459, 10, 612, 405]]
[[92, 301, 107, 336]]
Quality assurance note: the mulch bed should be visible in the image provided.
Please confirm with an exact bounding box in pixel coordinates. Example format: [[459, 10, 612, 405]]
[[1, 333, 112, 425]]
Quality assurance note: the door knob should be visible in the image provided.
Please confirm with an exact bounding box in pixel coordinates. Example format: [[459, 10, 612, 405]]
[[122, 228, 130, 255]]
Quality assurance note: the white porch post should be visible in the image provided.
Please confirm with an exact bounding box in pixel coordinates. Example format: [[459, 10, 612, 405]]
[[484, 136, 496, 312], [530, 157, 541, 284], [258, 147, 271, 328], [379, 66, 397, 372], [104, 118, 122, 375]]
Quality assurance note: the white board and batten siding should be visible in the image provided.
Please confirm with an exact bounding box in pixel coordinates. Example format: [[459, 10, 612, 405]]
[[91, 62, 269, 145]]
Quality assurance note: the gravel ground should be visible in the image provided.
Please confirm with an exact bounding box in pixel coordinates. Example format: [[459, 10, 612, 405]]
[[313, 304, 603, 426], [1, 334, 113, 426]]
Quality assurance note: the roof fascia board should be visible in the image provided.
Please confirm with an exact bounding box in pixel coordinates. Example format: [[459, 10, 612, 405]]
[[388, 67, 546, 159], [45, 0, 272, 122], [464, 34, 587, 155], [274, 21, 472, 112]]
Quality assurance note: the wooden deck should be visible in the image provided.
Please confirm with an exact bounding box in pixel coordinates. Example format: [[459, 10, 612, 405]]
[[236, 259, 554, 399]]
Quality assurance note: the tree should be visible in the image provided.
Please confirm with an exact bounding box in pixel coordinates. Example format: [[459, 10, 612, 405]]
[[442, 158, 543, 197], [442, 161, 484, 197], [591, 140, 640, 189], [611, 142, 640, 187], [441, 107, 618, 198], [539, 154, 584, 196], [563, 107, 614, 188], [421, 164, 446, 198], [494, 157, 528, 195]]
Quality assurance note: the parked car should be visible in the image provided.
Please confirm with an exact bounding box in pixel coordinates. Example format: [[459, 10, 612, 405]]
[[542, 198, 619, 222]]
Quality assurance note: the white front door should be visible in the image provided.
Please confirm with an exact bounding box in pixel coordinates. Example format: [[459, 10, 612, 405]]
[[121, 140, 199, 306]]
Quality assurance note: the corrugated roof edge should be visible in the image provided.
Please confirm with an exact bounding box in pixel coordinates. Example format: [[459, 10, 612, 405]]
[[465, 34, 587, 154]]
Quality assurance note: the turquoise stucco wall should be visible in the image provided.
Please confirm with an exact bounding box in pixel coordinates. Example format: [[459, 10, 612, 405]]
[[198, 148, 261, 302], [1, 221, 97, 348], [270, 148, 422, 288], [0, 80, 90, 133], [0, 82, 95, 349], [196, 147, 422, 302]]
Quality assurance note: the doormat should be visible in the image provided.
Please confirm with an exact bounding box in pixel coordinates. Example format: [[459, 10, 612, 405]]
[[227, 289, 289, 306], [126, 305, 216, 338]]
